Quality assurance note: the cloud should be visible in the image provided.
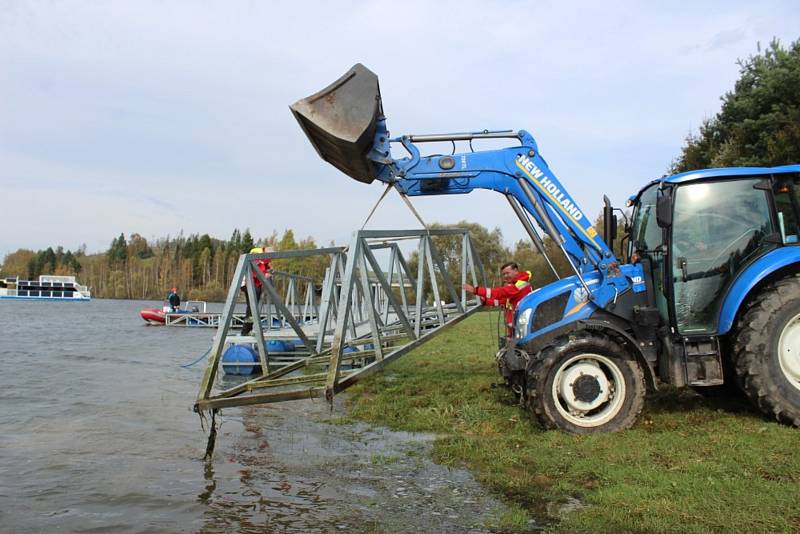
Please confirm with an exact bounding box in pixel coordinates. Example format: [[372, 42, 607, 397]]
[[708, 28, 748, 51], [1, 1, 799, 261]]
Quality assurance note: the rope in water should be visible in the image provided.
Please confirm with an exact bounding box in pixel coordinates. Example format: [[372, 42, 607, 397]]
[[180, 347, 211, 368]]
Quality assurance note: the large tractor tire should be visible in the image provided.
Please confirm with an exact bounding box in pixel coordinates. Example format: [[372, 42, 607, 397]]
[[733, 275, 800, 426], [526, 331, 645, 433]]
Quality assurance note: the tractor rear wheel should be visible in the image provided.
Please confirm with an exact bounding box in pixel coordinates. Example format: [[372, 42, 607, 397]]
[[733, 275, 800, 426], [526, 331, 645, 433]]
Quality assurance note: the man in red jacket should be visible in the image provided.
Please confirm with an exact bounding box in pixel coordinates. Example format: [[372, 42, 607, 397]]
[[463, 261, 533, 336], [240, 246, 273, 336]]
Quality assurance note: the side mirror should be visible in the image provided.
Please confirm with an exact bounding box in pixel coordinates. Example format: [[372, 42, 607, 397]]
[[656, 188, 673, 228], [603, 195, 617, 249]]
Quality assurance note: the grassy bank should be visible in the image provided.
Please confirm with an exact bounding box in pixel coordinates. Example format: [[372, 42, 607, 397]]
[[344, 313, 800, 533]]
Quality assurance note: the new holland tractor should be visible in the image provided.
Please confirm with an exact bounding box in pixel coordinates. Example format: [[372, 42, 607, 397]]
[[291, 64, 800, 433]]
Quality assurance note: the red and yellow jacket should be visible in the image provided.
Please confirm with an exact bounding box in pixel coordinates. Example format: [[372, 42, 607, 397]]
[[251, 258, 271, 289], [241, 248, 272, 290], [475, 270, 533, 326]]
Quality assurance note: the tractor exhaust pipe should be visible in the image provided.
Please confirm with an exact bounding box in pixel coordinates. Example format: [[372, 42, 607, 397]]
[[290, 63, 384, 184]]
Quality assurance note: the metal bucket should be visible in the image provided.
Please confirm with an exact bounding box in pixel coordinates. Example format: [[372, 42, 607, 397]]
[[290, 63, 383, 184]]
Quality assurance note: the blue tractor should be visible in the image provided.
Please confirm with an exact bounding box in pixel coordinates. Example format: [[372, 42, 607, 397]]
[[291, 64, 800, 433]]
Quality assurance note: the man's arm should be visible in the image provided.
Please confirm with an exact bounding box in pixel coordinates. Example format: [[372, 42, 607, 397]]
[[463, 282, 513, 307]]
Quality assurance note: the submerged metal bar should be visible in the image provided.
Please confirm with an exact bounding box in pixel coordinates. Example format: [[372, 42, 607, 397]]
[[196, 254, 247, 403], [197, 388, 328, 411]]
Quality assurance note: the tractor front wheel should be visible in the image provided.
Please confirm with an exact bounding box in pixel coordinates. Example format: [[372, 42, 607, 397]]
[[734, 275, 800, 426], [526, 331, 645, 433]]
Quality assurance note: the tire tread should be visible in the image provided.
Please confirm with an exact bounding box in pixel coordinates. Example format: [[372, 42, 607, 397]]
[[733, 274, 800, 426], [526, 330, 645, 433]]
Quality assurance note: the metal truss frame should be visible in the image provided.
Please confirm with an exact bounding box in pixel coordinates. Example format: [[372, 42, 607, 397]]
[[195, 229, 486, 413]]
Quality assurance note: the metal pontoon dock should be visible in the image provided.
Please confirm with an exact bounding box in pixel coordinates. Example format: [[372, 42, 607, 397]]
[[165, 273, 320, 328]]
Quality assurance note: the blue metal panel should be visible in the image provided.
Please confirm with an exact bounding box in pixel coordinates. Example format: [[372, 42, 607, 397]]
[[717, 247, 800, 334], [514, 273, 595, 344], [514, 262, 645, 344]]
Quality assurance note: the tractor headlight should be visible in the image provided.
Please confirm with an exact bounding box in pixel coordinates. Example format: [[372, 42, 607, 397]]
[[515, 308, 532, 338]]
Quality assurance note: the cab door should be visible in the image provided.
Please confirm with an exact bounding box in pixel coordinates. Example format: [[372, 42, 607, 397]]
[[670, 178, 774, 335]]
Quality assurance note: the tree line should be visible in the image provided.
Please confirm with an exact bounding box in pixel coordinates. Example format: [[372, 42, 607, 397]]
[[0, 228, 328, 301], [0, 214, 623, 302]]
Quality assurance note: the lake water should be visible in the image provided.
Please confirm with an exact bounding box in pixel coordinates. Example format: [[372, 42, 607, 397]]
[[0, 299, 515, 533]]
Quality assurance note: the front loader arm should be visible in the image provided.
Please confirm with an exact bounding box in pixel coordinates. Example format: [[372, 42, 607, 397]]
[[291, 63, 632, 306], [373, 127, 613, 273]]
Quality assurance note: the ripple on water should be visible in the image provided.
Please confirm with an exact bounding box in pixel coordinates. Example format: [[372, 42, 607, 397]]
[[0, 300, 526, 533]]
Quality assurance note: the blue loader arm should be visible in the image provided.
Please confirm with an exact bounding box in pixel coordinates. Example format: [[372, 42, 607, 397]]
[[291, 63, 636, 311]]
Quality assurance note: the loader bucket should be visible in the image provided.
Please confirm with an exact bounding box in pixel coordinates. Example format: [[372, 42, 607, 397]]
[[291, 63, 384, 184]]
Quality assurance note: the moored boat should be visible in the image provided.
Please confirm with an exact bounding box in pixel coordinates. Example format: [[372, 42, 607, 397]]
[[0, 275, 91, 301], [140, 307, 168, 325]]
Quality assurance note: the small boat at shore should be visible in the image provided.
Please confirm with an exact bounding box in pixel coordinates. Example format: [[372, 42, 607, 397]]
[[0, 275, 91, 301]]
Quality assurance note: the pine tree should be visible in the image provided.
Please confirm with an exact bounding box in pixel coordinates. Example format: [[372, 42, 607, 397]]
[[672, 38, 800, 172], [241, 229, 255, 253]]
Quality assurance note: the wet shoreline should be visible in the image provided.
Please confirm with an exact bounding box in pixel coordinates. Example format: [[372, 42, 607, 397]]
[[198, 396, 516, 533]]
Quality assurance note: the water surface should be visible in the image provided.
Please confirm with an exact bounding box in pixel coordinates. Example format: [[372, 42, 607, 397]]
[[0, 299, 513, 532]]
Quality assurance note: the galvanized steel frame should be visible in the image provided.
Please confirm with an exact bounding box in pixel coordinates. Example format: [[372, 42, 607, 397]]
[[195, 229, 486, 413]]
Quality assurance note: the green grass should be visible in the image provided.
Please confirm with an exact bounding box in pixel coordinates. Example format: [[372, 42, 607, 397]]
[[344, 313, 800, 533]]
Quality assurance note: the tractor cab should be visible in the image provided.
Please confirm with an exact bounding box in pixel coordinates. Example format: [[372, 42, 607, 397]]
[[628, 167, 800, 385]]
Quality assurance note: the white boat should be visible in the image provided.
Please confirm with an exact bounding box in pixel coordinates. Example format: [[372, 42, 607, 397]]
[[0, 275, 91, 301]]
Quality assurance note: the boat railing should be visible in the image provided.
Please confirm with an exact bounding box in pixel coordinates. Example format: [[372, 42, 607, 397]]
[[184, 300, 208, 313]]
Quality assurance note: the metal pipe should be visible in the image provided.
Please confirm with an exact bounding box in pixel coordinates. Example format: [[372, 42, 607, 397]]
[[516, 177, 562, 245], [506, 194, 560, 280], [516, 177, 592, 295], [407, 130, 517, 143]]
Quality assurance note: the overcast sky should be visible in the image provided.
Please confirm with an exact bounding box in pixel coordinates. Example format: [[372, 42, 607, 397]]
[[1, 1, 799, 262]]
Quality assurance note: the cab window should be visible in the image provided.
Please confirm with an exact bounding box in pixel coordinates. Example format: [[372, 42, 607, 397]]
[[671, 179, 773, 334], [773, 173, 800, 244], [630, 185, 662, 254]]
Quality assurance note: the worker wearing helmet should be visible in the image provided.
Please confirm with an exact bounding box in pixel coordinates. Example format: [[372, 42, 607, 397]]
[[463, 262, 532, 335], [240, 246, 273, 336], [167, 287, 181, 312]]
